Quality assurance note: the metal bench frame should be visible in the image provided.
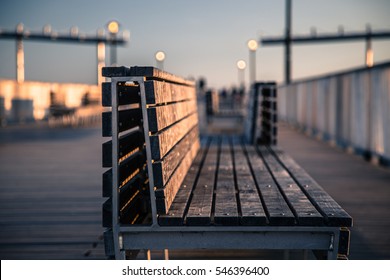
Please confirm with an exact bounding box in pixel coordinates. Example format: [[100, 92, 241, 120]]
[[107, 75, 344, 260]]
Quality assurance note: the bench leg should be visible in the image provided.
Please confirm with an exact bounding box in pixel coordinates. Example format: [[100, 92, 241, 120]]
[[164, 249, 169, 260], [327, 248, 338, 260]]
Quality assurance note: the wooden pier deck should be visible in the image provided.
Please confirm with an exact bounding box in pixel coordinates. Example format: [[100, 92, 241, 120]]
[[0, 123, 389, 259]]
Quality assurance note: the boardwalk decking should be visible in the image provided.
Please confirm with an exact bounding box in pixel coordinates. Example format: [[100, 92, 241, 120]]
[[0, 123, 389, 259], [278, 123, 390, 260], [0, 125, 105, 259]]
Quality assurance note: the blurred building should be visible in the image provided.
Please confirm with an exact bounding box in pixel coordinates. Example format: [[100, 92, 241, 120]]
[[0, 79, 100, 125]]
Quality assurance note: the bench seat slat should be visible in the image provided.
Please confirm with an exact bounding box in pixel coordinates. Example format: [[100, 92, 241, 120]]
[[186, 139, 218, 225], [233, 146, 267, 225], [158, 149, 205, 226], [258, 147, 324, 226], [245, 146, 295, 225], [272, 148, 353, 227], [153, 127, 199, 188], [155, 139, 200, 214], [214, 139, 239, 225]]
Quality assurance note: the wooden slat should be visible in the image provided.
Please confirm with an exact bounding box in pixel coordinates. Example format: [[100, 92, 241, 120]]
[[155, 139, 200, 214], [102, 108, 142, 137], [102, 129, 144, 168], [245, 146, 295, 225], [118, 151, 145, 188], [148, 99, 197, 132], [101, 82, 141, 107], [272, 148, 353, 227], [119, 177, 142, 212], [233, 145, 267, 225], [102, 198, 112, 227], [158, 149, 205, 226], [101, 82, 111, 107], [103, 230, 114, 257], [214, 138, 239, 225], [258, 146, 324, 226], [144, 80, 196, 105], [153, 126, 199, 188], [186, 138, 218, 225], [119, 195, 147, 225], [102, 169, 112, 197], [129, 66, 195, 87], [102, 66, 131, 77], [150, 113, 198, 160]]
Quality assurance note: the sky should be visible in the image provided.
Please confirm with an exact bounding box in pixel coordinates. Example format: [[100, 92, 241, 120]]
[[0, 0, 390, 89]]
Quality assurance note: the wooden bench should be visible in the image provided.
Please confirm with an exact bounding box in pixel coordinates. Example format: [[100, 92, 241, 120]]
[[101, 66, 352, 260]]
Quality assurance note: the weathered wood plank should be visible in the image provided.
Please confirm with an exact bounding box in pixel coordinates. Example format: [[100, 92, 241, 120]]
[[258, 146, 324, 226], [144, 80, 196, 105], [102, 108, 142, 137], [244, 146, 295, 225], [272, 148, 353, 227], [148, 99, 197, 132], [153, 126, 199, 188], [233, 145, 267, 225], [117, 151, 145, 188], [102, 66, 131, 77], [150, 113, 198, 160], [129, 66, 195, 87], [119, 195, 148, 225], [186, 138, 218, 225], [102, 82, 141, 107], [102, 169, 112, 197], [158, 148, 206, 226], [214, 137, 239, 225], [155, 139, 200, 214], [119, 177, 142, 212], [102, 129, 144, 167], [102, 198, 112, 227]]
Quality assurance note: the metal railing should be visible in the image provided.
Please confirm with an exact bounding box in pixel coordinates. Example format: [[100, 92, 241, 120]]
[[278, 62, 390, 166]]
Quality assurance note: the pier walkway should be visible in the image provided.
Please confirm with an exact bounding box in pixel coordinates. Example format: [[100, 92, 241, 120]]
[[0, 123, 389, 259]]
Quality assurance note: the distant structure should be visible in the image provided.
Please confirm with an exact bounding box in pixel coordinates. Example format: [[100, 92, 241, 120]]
[[0, 22, 129, 124], [0, 22, 129, 86], [260, 0, 390, 84]]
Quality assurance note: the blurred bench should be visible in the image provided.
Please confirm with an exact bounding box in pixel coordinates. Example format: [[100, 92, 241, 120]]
[[101, 66, 352, 260]]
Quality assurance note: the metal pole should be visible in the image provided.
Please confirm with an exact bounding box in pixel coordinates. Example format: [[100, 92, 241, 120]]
[[16, 23, 25, 84], [110, 39, 117, 66], [285, 0, 292, 84], [156, 60, 164, 70], [238, 68, 245, 86], [97, 41, 106, 85], [16, 38, 24, 84], [249, 50, 256, 86]]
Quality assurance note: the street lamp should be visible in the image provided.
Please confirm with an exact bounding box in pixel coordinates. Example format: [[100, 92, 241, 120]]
[[236, 59, 246, 86], [16, 23, 25, 83], [247, 39, 258, 86], [107, 20, 119, 66], [155, 51, 165, 70]]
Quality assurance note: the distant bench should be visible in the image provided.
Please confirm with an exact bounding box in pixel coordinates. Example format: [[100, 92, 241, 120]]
[[101, 66, 352, 260]]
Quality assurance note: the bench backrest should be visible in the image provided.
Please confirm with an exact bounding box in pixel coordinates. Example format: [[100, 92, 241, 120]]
[[245, 82, 277, 145], [101, 66, 199, 228]]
